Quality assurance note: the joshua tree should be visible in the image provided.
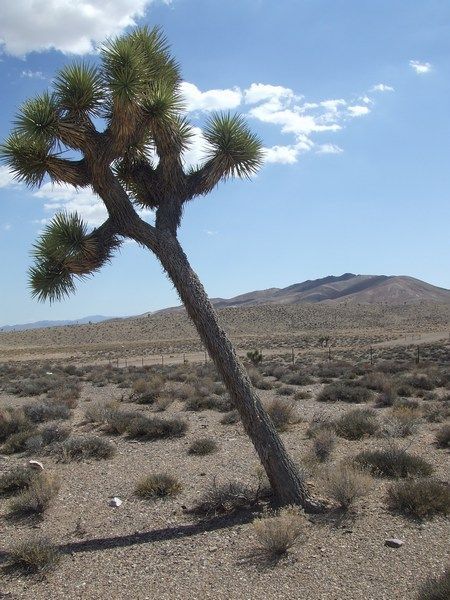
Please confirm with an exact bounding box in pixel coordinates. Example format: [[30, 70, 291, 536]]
[[1, 27, 319, 510]]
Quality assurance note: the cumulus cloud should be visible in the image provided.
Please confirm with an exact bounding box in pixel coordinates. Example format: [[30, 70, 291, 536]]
[[347, 105, 370, 117], [371, 83, 394, 92], [180, 82, 242, 112], [34, 183, 153, 227], [409, 60, 432, 74], [316, 143, 343, 155], [0, 1, 168, 56], [0, 166, 16, 188]]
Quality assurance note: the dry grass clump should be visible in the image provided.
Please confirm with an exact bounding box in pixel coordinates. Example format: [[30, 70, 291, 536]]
[[354, 446, 433, 478], [265, 398, 297, 432], [318, 382, 371, 404], [130, 375, 164, 404], [417, 567, 450, 600], [9, 473, 60, 517], [387, 479, 450, 519], [423, 402, 449, 423], [125, 415, 187, 440], [55, 436, 116, 461], [220, 410, 240, 425], [0, 407, 31, 443], [276, 385, 296, 396], [135, 473, 182, 499], [0, 466, 37, 497], [306, 412, 334, 438], [334, 408, 378, 440], [294, 389, 312, 400], [323, 464, 373, 510], [103, 409, 139, 435], [24, 423, 71, 454], [193, 479, 270, 516], [188, 437, 218, 455], [435, 424, 450, 448], [248, 367, 273, 390], [381, 406, 421, 438], [84, 400, 120, 424], [253, 507, 306, 558], [281, 370, 314, 386], [361, 372, 393, 392], [312, 429, 336, 462], [185, 393, 232, 413], [24, 402, 70, 423], [7, 537, 61, 575]]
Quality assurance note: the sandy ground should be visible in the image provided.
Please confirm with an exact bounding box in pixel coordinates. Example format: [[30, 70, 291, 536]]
[[0, 362, 449, 600]]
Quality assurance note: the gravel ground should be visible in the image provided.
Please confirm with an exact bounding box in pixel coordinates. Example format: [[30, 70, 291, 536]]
[[0, 376, 449, 600]]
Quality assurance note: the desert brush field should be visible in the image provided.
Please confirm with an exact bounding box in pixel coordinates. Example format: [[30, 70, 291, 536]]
[[0, 326, 449, 599]]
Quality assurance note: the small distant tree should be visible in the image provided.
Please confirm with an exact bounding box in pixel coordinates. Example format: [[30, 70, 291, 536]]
[[1, 27, 319, 510], [247, 349, 263, 366]]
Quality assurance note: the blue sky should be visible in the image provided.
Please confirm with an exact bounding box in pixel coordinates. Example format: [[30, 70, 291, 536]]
[[0, 0, 449, 325]]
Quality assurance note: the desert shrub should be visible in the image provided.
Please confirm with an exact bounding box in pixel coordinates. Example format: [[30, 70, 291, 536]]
[[316, 361, 354, 380], [276, 385, 295, 396], [281, 371, 314, 386], [126, 415, 187, 440], [323, 464, 373, 510], [318, 383, 371, 404], [312, 429, 336, 462], [417, 567, 450, 600], [406, 373, 437, 391], [247, 349, 263, 366], [8, 537, 61, 574], [394, 397, 420, 410], [131, 375, 164, 404], [153, 395, 174, 411], [193, 480, 270, 516], [306, 412, 335, 438], [381, 406, 421, 438], [220, 410, 240, 425], [0, 467, 37, 497], [55, 436, 116, 461], [24, 402, 70, 423], [24, 423, 71, 454], [103, 409, 138, 434], [376, 385, 398, 407], [1, 429, 38, 454], [188, 437, 218, 455], [354, 447, 433, 478], [253, 507, 306, 558], [387, 479, 450, 519], [84, 400, 120, 424], [376, 361, 408, 374], [185, 394, 232, 412], [361, 372, 392, 392], [264, 362, 289, 380], [9, 473, 60, 516], [248, 367, 273, 390], [265, 398, 297, 432], [423, 402, 449, 423], [294, 389, 312, 400], [435, 424, 450, 448], [334, 408, 378, 440], [0, 407, 31, 442], [47, 382, 80, 408], [135, 473, 182, 499]]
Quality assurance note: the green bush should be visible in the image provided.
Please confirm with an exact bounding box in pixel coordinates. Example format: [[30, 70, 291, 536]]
[[0, 467, 37, 497], [188, 437, 218, 455], [56, 436, 116, 461], [135, 473, 182, 499], [334, 408, 378, 440], [318, 383, 371, 403]]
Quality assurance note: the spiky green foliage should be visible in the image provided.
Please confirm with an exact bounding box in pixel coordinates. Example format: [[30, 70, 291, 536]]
[[203, 112, 263, 179], [0, 132, 53, 186], [29, 213, 114, 302], [54, 63, 104, 116], [14, 91, 59, 145]]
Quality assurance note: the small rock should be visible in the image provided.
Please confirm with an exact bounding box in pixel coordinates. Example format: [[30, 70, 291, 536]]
[[109, 497, 123, 507], [385, 538, 404, 548], [28, 460, 44, 471]]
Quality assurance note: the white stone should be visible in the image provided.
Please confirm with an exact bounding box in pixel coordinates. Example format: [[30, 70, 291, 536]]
[[28, 460, 44, 471], [109, 497, 122, 507]]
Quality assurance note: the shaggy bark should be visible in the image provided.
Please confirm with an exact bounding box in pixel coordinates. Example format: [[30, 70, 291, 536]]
[[134, 228, 321, 511]]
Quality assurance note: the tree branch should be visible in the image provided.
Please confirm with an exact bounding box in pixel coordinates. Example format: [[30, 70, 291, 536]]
[[46, 157, 90, 187]]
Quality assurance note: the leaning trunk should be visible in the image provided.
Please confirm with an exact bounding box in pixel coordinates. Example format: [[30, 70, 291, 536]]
[[150, 231, 319, 510]]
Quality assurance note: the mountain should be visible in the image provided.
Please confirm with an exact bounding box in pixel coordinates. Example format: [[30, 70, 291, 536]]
[[0, 315, 113, 332], [155, 273, 450, 314]]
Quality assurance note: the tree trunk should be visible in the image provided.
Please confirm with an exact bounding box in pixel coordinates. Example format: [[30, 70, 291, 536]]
[[149, 230, 321, 511]]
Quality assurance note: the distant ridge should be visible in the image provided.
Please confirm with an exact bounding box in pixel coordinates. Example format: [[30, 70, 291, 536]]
[[3, 274, 449, 332], [154, 273, 450, 314], [0, 315, 113, 332]]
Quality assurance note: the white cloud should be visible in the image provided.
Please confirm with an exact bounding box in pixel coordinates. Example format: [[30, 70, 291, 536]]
[[371, 83, 394, 92], [0, 1, 168, 56], [0, 166, 16, 188], [205, 230, 218, 236], [244, 83, 296, 106], [34, 183, 153, 227], [347, 105, 370, 117], [180, 82, 242, 112], [409, 60, 432, 74], [263, 145, 300, 164], [316, 143, 343, 155], [2, 223, 12, 231], [21, 70, 45, 79]]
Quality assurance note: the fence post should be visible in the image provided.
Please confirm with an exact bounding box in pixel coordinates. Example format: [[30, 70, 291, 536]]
[[328, 346, 331, 361], [161, 355, 164, 366], [291, 348, 294, 364], [370, 346, 373, 365]]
